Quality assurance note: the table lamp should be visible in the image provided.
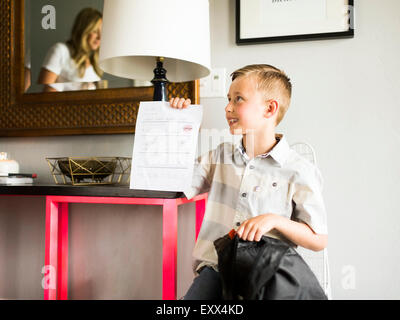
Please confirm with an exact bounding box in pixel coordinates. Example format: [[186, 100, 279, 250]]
[[99, 0, 211, 101]]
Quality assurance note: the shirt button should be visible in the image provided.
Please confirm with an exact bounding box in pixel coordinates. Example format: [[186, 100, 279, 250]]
[[241, 193, 247, 198], [236, 222, 241, 227], [272, 182, 278, 187], [249, 165, 255, 170]]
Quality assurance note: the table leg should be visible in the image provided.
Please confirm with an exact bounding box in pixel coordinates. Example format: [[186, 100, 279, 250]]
[[57, 202, 69, 300], [195, 193, 207, 240], [162, 199, 178, 300], [44, 197, 59, 300]]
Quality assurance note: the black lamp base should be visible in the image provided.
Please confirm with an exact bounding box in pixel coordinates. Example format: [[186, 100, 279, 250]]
[[151, 57, 168, 101]]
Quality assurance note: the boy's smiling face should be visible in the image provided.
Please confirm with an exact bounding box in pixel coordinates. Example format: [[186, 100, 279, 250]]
[[226, 75, 270, 135]]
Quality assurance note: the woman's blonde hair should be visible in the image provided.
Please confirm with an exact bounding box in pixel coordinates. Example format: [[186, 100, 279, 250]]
[[66, 8, 103, 79]]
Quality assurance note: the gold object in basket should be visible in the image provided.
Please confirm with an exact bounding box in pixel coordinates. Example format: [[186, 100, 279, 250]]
[[46, 157, 131, 186]]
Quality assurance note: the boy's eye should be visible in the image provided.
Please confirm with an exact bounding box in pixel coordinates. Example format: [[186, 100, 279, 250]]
[[227, 96, 243, 103]]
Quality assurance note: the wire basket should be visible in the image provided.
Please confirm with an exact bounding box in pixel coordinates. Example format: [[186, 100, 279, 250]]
[[46, 157, 131, 186]]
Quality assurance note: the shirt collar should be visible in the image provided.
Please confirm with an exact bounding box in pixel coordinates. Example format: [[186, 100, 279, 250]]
[[236, 133, 291, 167]]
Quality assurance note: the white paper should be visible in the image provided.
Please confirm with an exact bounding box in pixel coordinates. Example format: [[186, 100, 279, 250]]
[[241, 0, 339, 39], [130, 101, 203, 192]]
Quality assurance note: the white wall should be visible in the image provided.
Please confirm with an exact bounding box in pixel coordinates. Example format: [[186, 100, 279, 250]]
[[0, 0, 399, 299]]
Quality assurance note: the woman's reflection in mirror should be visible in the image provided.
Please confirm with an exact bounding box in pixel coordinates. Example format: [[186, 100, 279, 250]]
[[37, 8, 103, 92]]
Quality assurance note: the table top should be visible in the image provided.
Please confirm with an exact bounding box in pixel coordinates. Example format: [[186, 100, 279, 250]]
[[0, 184, 184, 199]]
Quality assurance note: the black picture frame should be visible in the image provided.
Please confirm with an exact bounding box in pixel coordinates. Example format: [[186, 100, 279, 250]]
[[236, 0, 354, 45]]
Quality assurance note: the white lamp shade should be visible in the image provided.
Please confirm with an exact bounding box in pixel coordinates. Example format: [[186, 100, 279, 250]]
[[99, 0, 211, 82]]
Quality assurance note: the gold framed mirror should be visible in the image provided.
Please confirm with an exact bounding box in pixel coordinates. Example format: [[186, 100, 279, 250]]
[[0, 0, 199, 137]]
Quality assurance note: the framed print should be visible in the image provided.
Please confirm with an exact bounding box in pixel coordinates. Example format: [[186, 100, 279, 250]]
[[236, 0, 354, 44]]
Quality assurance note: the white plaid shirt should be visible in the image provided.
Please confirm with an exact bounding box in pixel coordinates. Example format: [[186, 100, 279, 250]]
[[184, 134, 328, 275]]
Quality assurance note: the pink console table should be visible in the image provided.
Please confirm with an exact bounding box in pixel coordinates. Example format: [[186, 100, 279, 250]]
[[0, 185, 207, 300]]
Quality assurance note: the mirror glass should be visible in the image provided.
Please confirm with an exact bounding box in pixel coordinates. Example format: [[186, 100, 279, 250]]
[[24, 0, 152, 93]]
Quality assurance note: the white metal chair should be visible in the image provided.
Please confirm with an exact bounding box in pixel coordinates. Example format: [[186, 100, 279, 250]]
[[290, 142, 332, 299]]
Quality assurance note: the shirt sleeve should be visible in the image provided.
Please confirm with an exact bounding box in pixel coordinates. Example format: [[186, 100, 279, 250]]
[[42, 43, 67, 75], [291, 165, 328, 235], [183, 149, 215, 200]]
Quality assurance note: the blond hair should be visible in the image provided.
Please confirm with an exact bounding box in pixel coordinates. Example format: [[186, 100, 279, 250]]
[[66, 8, 103, 78], [231, 64, 292, 125]]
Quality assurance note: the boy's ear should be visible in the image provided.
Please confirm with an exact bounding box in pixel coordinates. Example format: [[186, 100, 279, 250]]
[[264, 99, 279, 119]]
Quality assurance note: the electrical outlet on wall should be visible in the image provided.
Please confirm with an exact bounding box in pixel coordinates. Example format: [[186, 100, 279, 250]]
[[200, 68, 226, 98]]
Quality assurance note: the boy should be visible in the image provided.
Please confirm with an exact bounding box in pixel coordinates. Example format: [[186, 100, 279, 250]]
[[169, 64, 328, 299]]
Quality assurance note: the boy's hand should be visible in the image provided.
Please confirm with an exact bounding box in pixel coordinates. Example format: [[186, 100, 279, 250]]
[[169, 97, 191, 109], [236, 214, 282, 242]]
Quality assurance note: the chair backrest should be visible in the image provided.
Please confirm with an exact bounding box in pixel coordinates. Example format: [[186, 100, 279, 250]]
[[290, 142, 332, 299]]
